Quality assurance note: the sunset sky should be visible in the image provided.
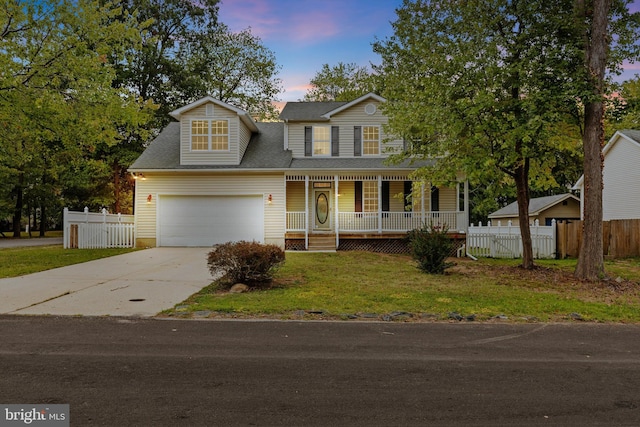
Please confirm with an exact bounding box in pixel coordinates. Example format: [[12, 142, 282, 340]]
[[218, 0, 640, 102]]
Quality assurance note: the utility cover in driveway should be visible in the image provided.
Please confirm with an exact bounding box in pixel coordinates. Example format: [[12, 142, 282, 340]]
[[158, 195, 264, 247]]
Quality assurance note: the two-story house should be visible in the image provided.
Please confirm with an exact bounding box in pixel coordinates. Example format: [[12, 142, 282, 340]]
[[129, 93, 469, 250]]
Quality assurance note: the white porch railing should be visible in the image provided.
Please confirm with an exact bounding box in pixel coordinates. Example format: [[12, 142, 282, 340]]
[[286, 211, 466, 233], [285, 212, 307, 231], [63, 207, 135, 249], [466, 220, 556, 259]]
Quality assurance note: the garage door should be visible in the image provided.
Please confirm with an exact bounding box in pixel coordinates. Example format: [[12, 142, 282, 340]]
[[158, 195, 264, 247]]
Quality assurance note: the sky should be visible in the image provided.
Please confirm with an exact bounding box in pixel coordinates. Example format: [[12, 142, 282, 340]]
[[218, 0, 640, 103]]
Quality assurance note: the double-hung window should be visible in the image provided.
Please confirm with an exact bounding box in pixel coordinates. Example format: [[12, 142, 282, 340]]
[[313, 126, 331, 156], [362, 126, 380, 155], [191, 119, 229, 151], [363, 181, 378, 212]]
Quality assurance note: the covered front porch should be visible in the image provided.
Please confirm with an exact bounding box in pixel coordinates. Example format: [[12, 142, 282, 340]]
[[285, 173, 469, 251]]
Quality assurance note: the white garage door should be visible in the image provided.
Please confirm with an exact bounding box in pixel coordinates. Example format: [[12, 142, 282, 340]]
[[158, 195, 264, 247]]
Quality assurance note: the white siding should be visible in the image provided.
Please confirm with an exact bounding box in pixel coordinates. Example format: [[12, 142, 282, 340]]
[[287, 99, 404, 158], [438, 187, 457, 211], [180, 103, 241, 166], [603, 137, 640, 220], [238, 120, 252, 161], [134, 173, 285, 247]]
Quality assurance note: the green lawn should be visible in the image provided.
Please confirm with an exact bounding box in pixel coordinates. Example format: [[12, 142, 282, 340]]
[[2, 244, 638, 323], [165, 252, 640, 323], [0, 245, 137, 278]]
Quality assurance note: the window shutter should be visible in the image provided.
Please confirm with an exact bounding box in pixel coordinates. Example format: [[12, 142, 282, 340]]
[[404, 181, 413, 211], [382, 181, 390, 212], [431, 186, 440, 212], [354, 126, 361, 156], [355, 181, 363, 212], [304, 126, 312, 156], [331, 126, 339, 156]]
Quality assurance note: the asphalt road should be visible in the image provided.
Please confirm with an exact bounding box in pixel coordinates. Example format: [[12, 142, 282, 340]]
[[1, 316, 639, 426], [0, 237, 63, 248]]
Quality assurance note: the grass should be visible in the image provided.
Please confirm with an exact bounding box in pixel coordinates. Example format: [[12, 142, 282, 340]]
[[0, 245, 137, 278], [165, 252, 640, 323]]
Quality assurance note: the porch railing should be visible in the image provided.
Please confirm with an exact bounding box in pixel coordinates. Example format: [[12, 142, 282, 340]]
[[286, 211, 466, 233], [286, 212, 307, 231]]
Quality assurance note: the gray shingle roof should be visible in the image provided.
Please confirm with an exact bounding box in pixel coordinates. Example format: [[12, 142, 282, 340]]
[[129, 122, 292, 170], [129, 113, 427, 172], [620, 129, 640, 143], [489, 194, 579, 218], [289, 157, 433, 170], [279, 101, 348, 121]]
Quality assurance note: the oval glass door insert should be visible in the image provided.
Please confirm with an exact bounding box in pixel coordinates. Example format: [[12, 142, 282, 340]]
[[316, 193, 329, 224]]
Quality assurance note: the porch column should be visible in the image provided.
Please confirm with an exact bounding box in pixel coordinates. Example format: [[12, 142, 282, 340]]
[[378, 175, 382, 234], [421, 183, 425, 224], [334, 175, 339, 248], [464, 180, 469, 232], [305, 175, 309, 249]]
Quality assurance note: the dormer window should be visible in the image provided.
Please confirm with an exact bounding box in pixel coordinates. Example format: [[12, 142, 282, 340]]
[[191, 119, 229, 151]]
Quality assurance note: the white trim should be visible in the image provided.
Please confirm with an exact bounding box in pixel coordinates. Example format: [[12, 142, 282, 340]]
[[189, 118, 231, 152], [361, 125, 381, 156], [322, 93, 386, 118], [312, 125, 331, 157], [169, 96, 259, 132]]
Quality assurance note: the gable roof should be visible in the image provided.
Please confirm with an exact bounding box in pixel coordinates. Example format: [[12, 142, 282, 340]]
[[573, 129, 640, 189], [169, 96, 259, 132], [488, 194, 580, 219], [278, 93, 385, 122], [321, 93, 386, 118], [129, 122, 291, 171], [279, 101, 347, 122]]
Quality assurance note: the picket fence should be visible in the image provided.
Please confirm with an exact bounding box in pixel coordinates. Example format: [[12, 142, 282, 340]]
[[63, 207, 135, 249], [466, 220, 557, 259]]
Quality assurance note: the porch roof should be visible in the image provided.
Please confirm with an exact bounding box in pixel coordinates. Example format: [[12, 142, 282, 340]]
[[288, 157, 434, 170]]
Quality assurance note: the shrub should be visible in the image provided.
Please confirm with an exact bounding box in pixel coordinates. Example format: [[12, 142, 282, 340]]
[[207, 241, 285, 287], [407, 223, 454, 274]]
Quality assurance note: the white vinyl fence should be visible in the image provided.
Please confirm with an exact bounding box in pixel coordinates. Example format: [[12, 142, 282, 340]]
[[467, 220, 556, 259], [63, 207, 135, 249]]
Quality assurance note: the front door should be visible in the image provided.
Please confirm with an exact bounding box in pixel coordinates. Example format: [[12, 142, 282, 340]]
[[314, 190, 331, 230]]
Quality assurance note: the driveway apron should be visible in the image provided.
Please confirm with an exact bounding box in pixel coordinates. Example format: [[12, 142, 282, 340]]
[[0, 248, 212, 317]]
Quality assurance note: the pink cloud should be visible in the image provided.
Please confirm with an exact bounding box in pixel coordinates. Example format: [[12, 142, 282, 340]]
[[219, 0, 365, 45], [288, 11, 342, 42]]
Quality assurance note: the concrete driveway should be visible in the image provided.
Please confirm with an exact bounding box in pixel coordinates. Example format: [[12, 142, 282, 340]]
[[0, 248, 213, 317]]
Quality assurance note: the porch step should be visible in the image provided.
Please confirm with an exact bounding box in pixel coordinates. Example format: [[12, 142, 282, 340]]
[[307, 234, 337, 251]]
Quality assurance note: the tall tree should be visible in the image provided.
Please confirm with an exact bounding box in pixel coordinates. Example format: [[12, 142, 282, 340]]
[[117, 0, 220, 126], [574, 0, 610, 280], [303, 62, 377, 102], [174, 23, 282, 121], [374, 0, 585, 269], [574, 0, 640, 280], [608, 77, 640, 135], [0, 0, 151, 235]]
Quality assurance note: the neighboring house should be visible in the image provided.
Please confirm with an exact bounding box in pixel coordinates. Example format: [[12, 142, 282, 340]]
[[488, 194, 581, 226], [573, 130, 640, 221], [129, 93, 469, 250]]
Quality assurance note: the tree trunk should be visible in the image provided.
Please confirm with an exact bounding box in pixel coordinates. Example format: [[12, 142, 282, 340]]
[[11, 173, 24, 238], [113, 163, 121, 214], [515, 160, 534, 269], [575, 0, 610, 281], [39, 203, 46, 237]]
